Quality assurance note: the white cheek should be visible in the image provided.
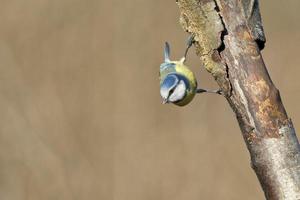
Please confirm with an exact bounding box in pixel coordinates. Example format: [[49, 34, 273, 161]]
[[168, 81, 186, 102]]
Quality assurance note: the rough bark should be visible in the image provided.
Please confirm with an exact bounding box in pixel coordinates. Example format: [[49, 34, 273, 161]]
[[176, 0, 300, 199]]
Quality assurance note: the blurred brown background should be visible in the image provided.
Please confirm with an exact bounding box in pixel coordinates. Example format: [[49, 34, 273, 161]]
[[0, 0, 299, 199]]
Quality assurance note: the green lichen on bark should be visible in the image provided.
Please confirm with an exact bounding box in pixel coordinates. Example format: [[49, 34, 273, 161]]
[[177, 0, 231, 95], [177, 0, 223, 55]]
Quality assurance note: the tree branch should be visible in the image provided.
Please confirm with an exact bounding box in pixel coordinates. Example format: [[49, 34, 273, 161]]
[[176, 0, 300, 199]]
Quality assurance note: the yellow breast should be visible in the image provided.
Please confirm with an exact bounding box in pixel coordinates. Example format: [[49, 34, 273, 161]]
[[173, 61, 197, 106]]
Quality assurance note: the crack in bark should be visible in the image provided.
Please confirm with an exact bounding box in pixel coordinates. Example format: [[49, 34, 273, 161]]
[[213, 0, 233, 97], [214, 2, 227, 53]]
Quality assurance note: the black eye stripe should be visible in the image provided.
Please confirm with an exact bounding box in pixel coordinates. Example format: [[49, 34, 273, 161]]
[[168, 87, 175, 96]]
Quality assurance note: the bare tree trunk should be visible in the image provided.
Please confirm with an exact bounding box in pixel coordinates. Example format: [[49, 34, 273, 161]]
[[176, 0, 300, 199]]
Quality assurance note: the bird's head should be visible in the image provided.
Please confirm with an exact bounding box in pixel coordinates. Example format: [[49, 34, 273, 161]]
[[160, 74, 188, 104]]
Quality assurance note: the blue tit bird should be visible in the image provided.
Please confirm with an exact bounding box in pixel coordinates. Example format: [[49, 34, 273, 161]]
[[159, 37, 221, 106]]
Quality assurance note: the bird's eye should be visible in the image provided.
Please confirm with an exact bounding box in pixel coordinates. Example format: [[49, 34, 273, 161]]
[[169, 88, 175, 96]]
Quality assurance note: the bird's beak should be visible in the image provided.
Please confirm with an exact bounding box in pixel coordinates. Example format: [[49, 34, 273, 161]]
[[162, 98, 168, 104]]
